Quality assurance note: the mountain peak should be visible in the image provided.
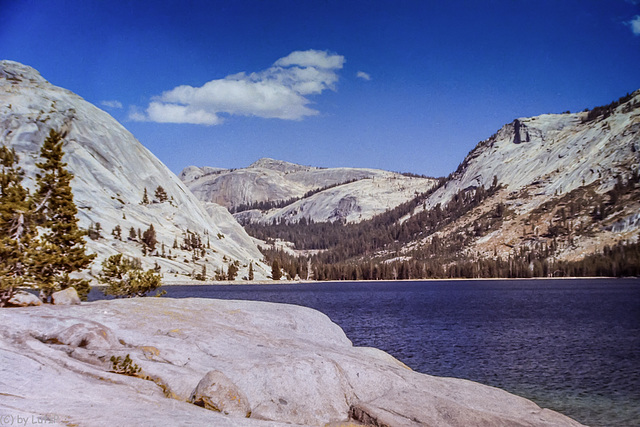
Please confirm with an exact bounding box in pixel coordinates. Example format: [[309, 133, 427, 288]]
[[0, 60, 48, 86], [248, 158, 313, 173]]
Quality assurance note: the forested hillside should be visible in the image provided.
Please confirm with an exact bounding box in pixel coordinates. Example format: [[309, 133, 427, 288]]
[[246, 91, 640, 281]]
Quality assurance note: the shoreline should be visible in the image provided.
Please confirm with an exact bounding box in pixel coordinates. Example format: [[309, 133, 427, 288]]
[[154, 276, 632, 287]]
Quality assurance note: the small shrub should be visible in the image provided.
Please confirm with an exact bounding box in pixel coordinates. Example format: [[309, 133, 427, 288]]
[[110, 354, 141, 376]]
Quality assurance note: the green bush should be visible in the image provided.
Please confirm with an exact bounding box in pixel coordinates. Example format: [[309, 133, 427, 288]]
[[100, 254, 163, 298]]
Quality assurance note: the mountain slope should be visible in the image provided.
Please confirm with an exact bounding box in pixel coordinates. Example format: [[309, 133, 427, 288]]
[[411, 90, 640, 262], [425, 95, 640, 210], [245, 90, 640, 279], [0, 60, 269, 281], [182, 158, 437, 224]]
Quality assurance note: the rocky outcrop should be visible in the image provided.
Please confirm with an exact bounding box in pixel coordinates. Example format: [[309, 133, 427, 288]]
[[0, 298, 584, 427]]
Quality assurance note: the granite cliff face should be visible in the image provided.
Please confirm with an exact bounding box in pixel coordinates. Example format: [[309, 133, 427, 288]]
[[0, 60, 269, 281], [0, 298, 584, 427], [410, 91, 640, 261], [425, 94, 640, 209]]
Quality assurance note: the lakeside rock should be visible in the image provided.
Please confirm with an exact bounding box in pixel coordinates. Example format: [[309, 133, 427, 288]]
[[6, 290, 42, 307], [0, 298, 584, 426], [51, 287, 81, 305]]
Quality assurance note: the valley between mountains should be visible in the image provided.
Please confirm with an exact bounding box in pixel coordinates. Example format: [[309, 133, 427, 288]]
[[2, 59, 639, 283]]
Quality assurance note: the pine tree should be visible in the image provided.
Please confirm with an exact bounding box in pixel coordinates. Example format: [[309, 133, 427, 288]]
[[227, 261, 239, 281], [154, 186, 168, 203], [31, 130, 96, 301], [112, 224, 122, 240], [271, 259, 282, 280], [141, 188, 149, 205], [195, 264, 207, 281], [0, 147, 34, 306], [141, 224, 157, 252], [87, 222, 102, 240], [248, 261, 254, 281]]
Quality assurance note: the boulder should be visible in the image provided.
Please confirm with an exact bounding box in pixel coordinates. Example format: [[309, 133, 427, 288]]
[[52, 287, 81, 305], [7, 290, 42, 307], [50, 322, 120, 349], [190, 370, 252, 417]]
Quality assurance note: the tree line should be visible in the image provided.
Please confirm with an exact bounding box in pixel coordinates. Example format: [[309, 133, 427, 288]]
[[582, 91, 639, 123], [252, 172, 640, 281], [231, 179, 360, 214]]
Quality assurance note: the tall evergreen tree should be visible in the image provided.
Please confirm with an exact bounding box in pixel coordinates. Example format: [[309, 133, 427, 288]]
[[141, 187, 149, 204], [0, 147, 34, 306], [271, 259, 282, 280], [32, 129, 95, 301], [142, 224, 157, 252], [227, 261, 239, 281], [248, 261, 254, 281]]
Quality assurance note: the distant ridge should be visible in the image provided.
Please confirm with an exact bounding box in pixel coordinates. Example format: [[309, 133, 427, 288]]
[[181, 159, 437, 224]]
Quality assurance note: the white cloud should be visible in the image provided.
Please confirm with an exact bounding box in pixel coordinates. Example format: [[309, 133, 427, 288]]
[[101, 100, 123, 109], [629, 15, 640, 36], [356, 71, 371, 81], [130, 49, 345, 125], [147, 102, 222, 125], [274, 50, 345, 69]]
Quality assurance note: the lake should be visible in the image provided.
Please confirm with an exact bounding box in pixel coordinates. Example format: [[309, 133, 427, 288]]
[[89, 278, 640, 426]]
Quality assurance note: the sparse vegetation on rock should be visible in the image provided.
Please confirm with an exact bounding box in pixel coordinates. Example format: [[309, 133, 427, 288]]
[[110, 354, 142, 376]]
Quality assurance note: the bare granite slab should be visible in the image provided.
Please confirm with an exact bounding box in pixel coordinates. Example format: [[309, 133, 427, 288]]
[[0, 298, 584, 426]]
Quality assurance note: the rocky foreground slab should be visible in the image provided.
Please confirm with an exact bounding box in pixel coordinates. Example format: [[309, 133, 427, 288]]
[[0, 298, 584, 426]]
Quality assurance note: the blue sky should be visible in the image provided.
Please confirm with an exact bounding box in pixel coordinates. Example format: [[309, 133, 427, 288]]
[[2, 0, 640, 177]]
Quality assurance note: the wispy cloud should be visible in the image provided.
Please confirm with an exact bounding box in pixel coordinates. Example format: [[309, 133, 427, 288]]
[[101, 100, 123, 109], [130, 49, 345, 125], [628, 15, 640, 36], [356, 71, 371, 81]]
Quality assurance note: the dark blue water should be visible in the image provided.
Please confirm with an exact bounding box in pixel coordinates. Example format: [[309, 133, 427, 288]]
[[89, 278, 640, 426]]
